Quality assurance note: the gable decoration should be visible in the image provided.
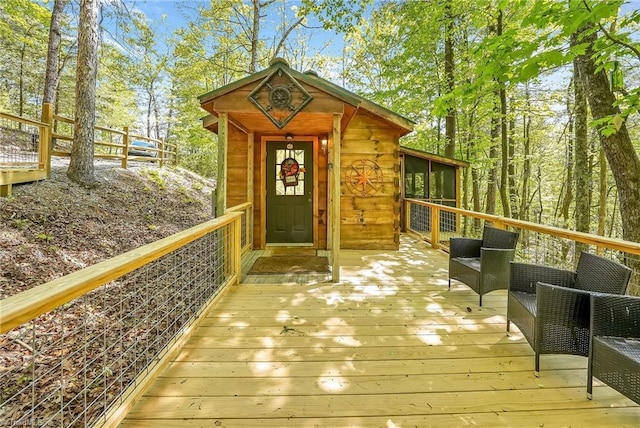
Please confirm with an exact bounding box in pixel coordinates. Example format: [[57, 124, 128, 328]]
[[248, 66, 313, 129]]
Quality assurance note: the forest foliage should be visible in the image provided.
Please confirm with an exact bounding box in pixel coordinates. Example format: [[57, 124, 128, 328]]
[[2, 0, 640, 241]]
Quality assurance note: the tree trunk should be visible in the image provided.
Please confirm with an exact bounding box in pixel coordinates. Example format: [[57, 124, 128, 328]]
[[67, 0, 99, 187], [468, 110, 481, 232], [154, 93, 161, 141], [250, 0, 260, 73], [495, 11, 510, 218], [508, 97, 518, 219], [486, 96, 499, 216], [560, 82, 574, 227], [574, 24, 640, 243], [443, 0, 455, 159], [573, 59, 590, 250], [598, 147, 607, 236], [19, 38, 26, 119], [43, 0, 68, 106], [519, 84, 532, 223]]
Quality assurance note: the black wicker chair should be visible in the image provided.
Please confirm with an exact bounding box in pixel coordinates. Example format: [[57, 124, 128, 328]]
[[588, 293, 640, 404], [507, 251, 632, 376], [448, 225, 520, 306]]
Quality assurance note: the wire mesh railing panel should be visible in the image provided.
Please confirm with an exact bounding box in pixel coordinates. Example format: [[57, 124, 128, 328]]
[[0, 117, 40, 168], [408, 202, 430, 234], [407, 201, 461, 247], [406, 200, 640, 297], [0, 227, 232, 427], [240, 209, 248, 250]]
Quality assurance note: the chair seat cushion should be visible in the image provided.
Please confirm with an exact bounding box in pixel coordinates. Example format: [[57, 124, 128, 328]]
[[452, 257, 481, 272], [510, 291, 537, 316], [595, 336, 640, 362]]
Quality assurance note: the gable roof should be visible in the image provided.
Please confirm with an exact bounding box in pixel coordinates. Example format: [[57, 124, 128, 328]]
[[199, 58, 414, 136]]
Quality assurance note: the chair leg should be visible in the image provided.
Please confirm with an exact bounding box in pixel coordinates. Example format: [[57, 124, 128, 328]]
[[587, 352, 593, 400], [506, 319, 511, 334], [534, 352, 540, 377], [448, 278, 451, 290], [479, 294, 483, 307]]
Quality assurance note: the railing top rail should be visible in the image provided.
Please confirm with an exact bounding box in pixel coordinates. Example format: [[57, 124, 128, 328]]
[[52, 114, 74, 124], [95, 125, 126, 135], [228, 202, 252, 212], [0, 111, 47, 127], [0, 212, 242, 334], [408, 199, 640, 256]]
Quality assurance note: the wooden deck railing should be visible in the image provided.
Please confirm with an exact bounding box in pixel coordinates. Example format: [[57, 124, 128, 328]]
[[50, 112, 177, 168], [405, 199, 640, 296], [227, 202, 253, 255], [0, 103, 177, 196], [0, 210, 244, 427], [0, 110, 50, 196]]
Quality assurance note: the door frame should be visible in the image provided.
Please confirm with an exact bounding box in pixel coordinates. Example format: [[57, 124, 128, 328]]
[[260, 135, 319, 249]]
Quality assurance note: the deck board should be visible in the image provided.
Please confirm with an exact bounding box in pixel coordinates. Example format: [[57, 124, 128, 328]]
[[120, 236, 639, 427]]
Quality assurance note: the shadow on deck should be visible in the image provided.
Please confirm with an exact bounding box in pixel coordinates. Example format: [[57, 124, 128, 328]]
[[120, 235, 639, 427]]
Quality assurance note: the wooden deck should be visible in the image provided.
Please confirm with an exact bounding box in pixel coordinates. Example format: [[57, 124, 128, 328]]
[[120, 235, 639, 427]]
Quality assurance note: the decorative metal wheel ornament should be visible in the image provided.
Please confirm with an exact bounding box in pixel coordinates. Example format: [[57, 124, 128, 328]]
[[248, 66, 313, 129], [268, 85, 292, 110], [345, 159, 384, 197]]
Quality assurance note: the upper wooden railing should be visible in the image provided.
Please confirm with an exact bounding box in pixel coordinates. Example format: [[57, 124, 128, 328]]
[[50, 110, 177, 168], [0, 103, 177, 196], [405, 199, 640, 296]]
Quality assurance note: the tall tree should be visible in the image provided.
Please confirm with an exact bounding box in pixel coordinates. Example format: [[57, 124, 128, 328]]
[[0, 0, 49, 116], [573, 20, 640, 243], [507, 96, 519, 218], [519, 83, 532, 222], [443, 0, 456, 158], [67, 0, 99, 186], [573, 53, 590, 239], [42, 0, 68, 106], [560, 81, 574, 228], [495, 10, 511, 217]]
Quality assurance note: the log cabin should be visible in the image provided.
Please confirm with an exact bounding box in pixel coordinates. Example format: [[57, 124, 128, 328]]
[[199, 57, 463, 280]]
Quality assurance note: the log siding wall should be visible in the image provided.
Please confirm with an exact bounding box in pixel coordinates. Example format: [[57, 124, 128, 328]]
[[340, 111, 401, 250]]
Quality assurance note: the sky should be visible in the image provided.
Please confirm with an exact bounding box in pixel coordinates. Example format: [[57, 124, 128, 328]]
[[129, 0, 346, 57]]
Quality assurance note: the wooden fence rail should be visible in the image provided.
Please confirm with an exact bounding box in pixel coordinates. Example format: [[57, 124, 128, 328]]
[[0, 103, 178, 196]]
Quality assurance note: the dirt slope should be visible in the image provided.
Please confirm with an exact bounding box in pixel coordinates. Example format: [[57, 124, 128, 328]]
[[0, 162, 215, 298]]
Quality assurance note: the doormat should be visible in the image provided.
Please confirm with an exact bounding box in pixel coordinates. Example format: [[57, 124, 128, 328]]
[[247, 256, 330, 275]]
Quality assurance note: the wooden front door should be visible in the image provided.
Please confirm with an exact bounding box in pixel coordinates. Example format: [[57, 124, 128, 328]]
[[266, 141, 313, 244]]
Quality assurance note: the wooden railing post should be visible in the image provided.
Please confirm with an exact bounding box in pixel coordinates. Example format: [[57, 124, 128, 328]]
[[122, 126, 129, 169], [217, 113, 228, 216], [404, 200, 411, 233], [159, 140, 164, 168], [431, 203, 440, 249], [232, 214, 242, 285], [40, 103, 54, 178], [493, 219, 506, 229]]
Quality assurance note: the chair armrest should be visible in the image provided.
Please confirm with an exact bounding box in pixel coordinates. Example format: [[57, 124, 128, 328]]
[[450, 237, 482, 258], [590, 293, 640, 340], [536, 282, 591, 328], [508, 263, 575, 294]]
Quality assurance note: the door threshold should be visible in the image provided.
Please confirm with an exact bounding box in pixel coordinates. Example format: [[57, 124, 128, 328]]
[[266, 243, 314, 247]]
